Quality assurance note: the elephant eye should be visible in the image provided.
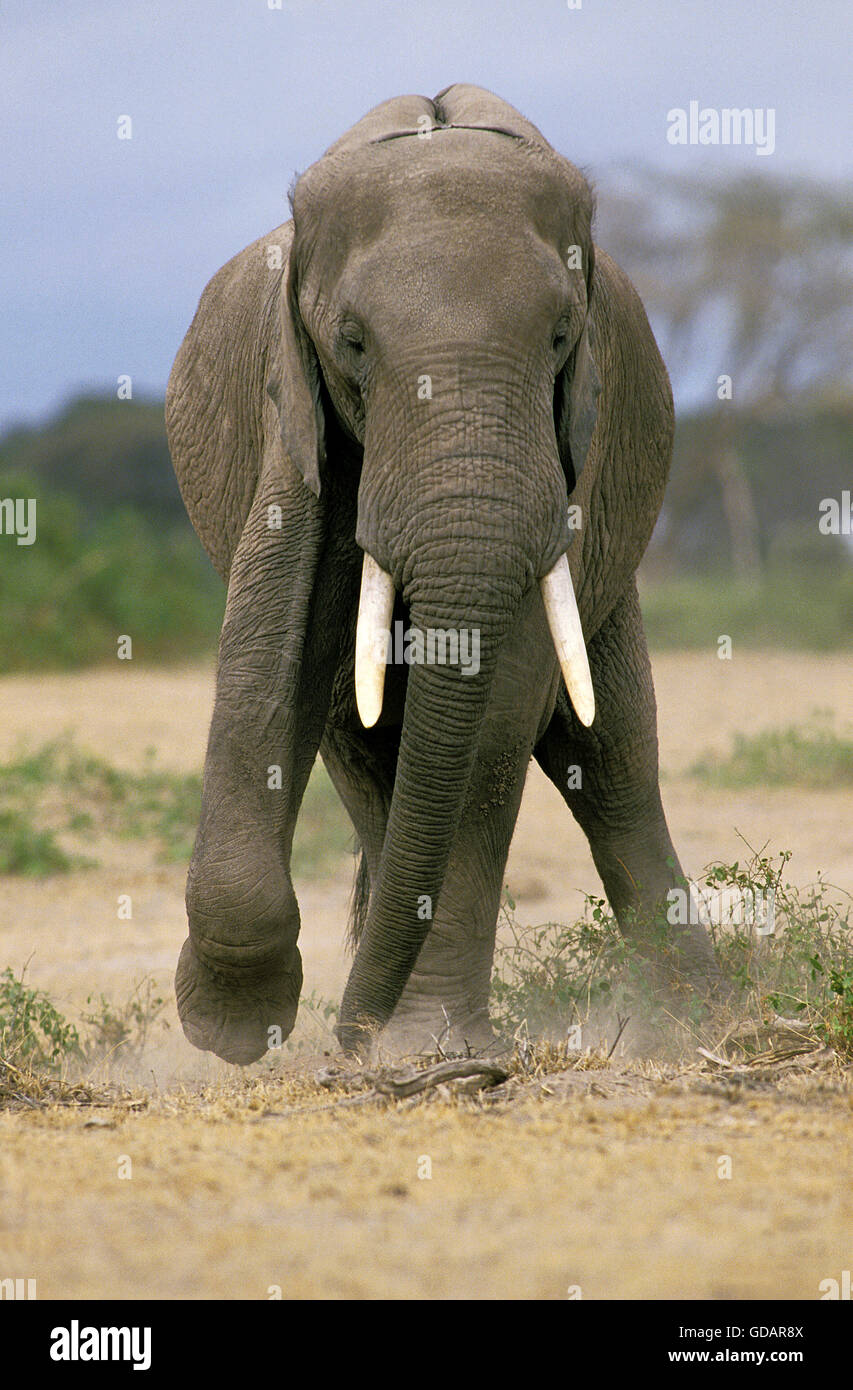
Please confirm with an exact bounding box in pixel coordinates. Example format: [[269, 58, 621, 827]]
[[551, 320, 572, 356], [552, 325, 572, 364], [339, 323, 365, 358]]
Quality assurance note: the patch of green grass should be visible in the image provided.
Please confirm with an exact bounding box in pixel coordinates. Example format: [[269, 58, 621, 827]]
[[640, 567, 853, 650], [102, 751, 203, 862], [491, 849, 853, 1060], [690, 717, 853, 788], [0, 807, 77, 875], [0, 738, 202, 872], [0, 737, 353, 879]]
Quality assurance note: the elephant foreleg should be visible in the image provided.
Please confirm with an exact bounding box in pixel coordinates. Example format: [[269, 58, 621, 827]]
[[534, 581, 721, 991], [176, 457, 345, 1064]]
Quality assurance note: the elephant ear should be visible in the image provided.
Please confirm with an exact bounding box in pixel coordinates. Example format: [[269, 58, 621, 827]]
[[268, 250, 326, 497], [555, 251, 601, 494]]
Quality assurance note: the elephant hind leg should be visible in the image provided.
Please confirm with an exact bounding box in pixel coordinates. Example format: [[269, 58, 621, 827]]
[[319, 722, 399, 951], [534, 582, 722, 991]]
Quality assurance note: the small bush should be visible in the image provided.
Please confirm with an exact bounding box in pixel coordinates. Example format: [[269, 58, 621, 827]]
[[491, 850, 853, 1060], [490, 891, 652, 1041], [0, 969, 169, 1083], [80, 979, 168, 1063], [0, 808, 76, 875], [0, 966, 82, 1068], [705, 849, 853, 1057]]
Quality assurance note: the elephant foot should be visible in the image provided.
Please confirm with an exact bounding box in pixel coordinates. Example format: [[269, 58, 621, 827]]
[[661, 940, 734, 1021], [623, 907, 726, 999], [616, 934, 738, 1061], [175, 937, 302, 1065]]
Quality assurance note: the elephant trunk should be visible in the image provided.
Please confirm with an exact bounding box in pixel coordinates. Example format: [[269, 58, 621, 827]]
[[338, 541, 525, 1051], [337, 351, 593, 1052]]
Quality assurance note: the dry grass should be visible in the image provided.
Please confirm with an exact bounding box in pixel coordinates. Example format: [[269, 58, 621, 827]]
[[1, 1044, 849, 1300], [0, 1054, 108, 1112], [2, 658, 852, 1299]]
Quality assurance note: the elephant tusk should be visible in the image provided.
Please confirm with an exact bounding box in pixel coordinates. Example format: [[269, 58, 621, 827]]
[[355, 552, 396, 728], [540, 553, 595, 727]]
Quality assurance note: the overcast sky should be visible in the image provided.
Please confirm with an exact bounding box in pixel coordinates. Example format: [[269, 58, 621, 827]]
[[1, 0, 850, 431]]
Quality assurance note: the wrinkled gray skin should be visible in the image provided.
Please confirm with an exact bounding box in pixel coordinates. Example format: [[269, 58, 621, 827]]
[[166, 85, 720, 1064]]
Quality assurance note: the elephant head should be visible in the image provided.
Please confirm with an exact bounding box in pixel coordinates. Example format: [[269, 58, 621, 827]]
[[270, 85, 601, 1050]]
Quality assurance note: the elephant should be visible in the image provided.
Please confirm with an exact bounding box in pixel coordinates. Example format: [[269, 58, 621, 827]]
[[165, 83, 721, 1065]]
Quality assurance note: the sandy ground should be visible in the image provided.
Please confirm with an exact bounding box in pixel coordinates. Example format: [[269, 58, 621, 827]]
[[0, 652, 851, 1299]]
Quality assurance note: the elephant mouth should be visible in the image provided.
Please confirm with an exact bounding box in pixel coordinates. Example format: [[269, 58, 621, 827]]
[[354, 549, 595, 729]]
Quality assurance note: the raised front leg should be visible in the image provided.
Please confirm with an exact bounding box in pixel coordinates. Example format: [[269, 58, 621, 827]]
[[535, 582, 721, 989], [176, 457, 349, 1064]]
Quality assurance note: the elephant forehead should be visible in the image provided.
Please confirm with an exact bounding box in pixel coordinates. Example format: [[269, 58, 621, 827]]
[[337, 233, 573, 340], [301, 132, 585, 256]]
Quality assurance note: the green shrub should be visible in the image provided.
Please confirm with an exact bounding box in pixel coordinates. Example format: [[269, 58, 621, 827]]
[[0, 808, 76, 875], [491, 849, 853, 1060], [0, 970, 169, 1076], [491, 891, 643, 1040], [0, 967, 82, 1068], [0, 472, 223, 672], [703, 850, 853, 1056], [80, 979, 167, 1063]]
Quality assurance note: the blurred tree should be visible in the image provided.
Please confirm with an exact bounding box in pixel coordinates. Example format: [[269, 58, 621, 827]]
[[0, 396, 183, 527], [597, 170, 853, 575]]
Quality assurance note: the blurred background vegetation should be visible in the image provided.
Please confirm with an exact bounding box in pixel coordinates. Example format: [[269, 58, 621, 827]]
[[0, 397, 224, 670], [0, 169, 850, 672]]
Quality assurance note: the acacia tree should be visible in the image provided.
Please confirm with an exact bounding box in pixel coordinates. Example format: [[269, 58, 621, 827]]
[[597, 170, 853, 575]]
